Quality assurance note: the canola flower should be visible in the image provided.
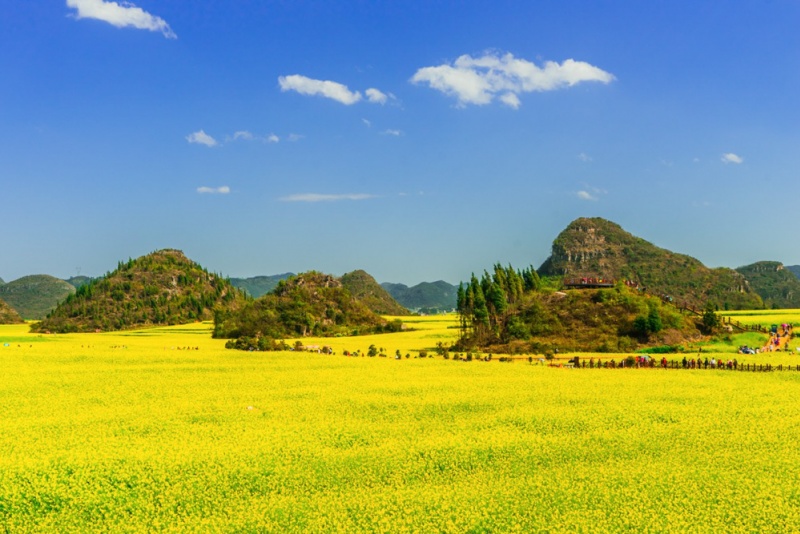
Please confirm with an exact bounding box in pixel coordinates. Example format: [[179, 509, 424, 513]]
[[1, 320, 799, 532]]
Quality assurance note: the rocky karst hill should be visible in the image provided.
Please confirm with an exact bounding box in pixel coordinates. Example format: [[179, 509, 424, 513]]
[[32, 249, 248, 333], [213, 270, 392, 341], [538, 218, 762, 309], [735, 261, 800, 309], [0, 297, 24, 324]]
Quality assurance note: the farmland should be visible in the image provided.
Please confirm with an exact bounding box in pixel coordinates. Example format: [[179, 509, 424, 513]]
[[2, 316, 800, 532]]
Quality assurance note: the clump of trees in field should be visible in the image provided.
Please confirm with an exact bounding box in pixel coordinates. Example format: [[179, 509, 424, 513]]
[[455, 263, 702, 354]]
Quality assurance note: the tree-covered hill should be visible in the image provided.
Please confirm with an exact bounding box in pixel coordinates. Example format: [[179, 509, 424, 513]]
[[735, 261, 800, 309], [0, 275, 76, 320], [0, 297, 24, 324], [229, 274, 294, 298], [32, 249, 248, 333], [341, 270, 409, 315], [382, 280, 457, 312], [456, 264, 703, 354], [786, 265, 800, 280], [64, 276, 96, 289], [213, 271, 391, 341], [538, 217, 762, 310]]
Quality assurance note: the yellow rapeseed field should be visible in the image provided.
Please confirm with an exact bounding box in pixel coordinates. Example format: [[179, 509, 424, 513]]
[[2, 317, 800, 532]]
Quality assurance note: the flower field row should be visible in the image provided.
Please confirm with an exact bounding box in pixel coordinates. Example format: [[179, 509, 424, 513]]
[[1, 319, 799, 531]]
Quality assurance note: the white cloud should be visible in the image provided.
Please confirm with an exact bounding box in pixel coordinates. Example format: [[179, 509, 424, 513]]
[[287, 133, 304, 142], [197, 186, 230, 194], [578, 152, 593, 162], [266, 133, 280, 143], [278, 75, 362, 105], [66, 0, 176, 39], [721, 152, 743, 164], [499, 92, 521, 109], [362, 118, 372, 127], [280, 193, 375, 203], [232, 131, 254, 141], [365, 88, 395, 104], [576, 190, 597, 201], [411, 51, 614, 108], [186, 130, 218, 147], [382, 129, 402, 136]]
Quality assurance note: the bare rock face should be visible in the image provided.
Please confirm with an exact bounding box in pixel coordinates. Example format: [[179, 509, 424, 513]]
[[539, 218, 763, 309]]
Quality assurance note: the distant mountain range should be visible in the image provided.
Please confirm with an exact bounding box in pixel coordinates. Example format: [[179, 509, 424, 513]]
[[228, 274, 293, 298], [3, 226, 800, 324], [381, 281, 458, 312]]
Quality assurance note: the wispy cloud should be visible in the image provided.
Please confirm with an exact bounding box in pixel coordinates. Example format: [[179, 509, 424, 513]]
[[411, 51, 614, 108], [365, 88, 395, 104], [66, 0, 176, 39], [197, 186, 230, 194], [721, 152, 743, 164], [278, 75, 393, 107], [576, 184, 607, 201], [362, 118, 372, 127], [186, 130, 218, 147], [278, 75, 362, 105], [232, 131, 254, 141], [287, 133, 304, 142], [578, 152, 593, 162], [266, 133, 280, 143], [280, 193, 375, 203], [382, 129, 402, 136]]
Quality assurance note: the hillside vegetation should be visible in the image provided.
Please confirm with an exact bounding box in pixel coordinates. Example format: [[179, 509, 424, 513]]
[[538, 217, 762, 310], [229, 273, 293, 298], [341, 270, 409, 315], [0, 275, 76, 320], [64, 276, 95, 289], [213, 271, 391, 342], [382, 280, 457, 312], [0, 298, 24, 324], [735, 261, 800, 309], [455, 263, 702, 354], [32, 249, 247, 333], [784, 265, 800, 281]]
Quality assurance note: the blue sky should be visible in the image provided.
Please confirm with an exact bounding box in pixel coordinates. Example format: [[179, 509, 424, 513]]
[[2, 1, 799, 285]]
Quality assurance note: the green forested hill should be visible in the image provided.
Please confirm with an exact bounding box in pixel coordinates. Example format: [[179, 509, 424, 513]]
[[229, 274, 293, 298], [455, 266, 701, 354], [786, 265, 800, 280], [32, 249, 248, 333], [65, 276, 96, 289], [735, 261, 800, 309], [382, 280, 457, 312], [213, 271, 389, 340], [0, 275, 76, 320], [538, 217, 762, 310], [341, 270, 409, 315], [0, 297, 24, 324]]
